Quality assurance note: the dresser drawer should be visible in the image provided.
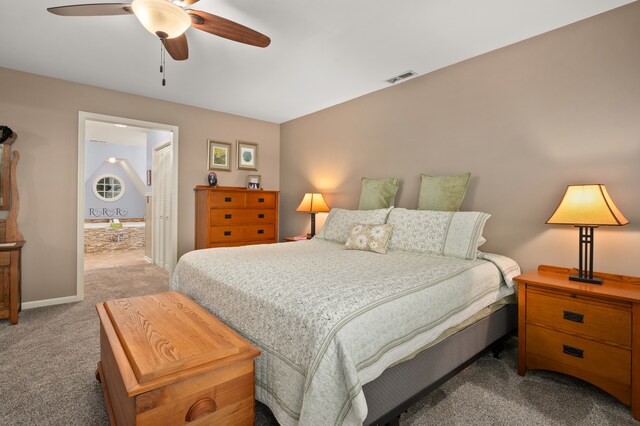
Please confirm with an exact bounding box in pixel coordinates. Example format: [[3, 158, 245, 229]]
[[527, 289, 631, 347], [210, 225, 275, 243], [210, 209, 276, 225], [245, 192, 276, 208], [0, 270, 7, 310], [526, 324, 631, 404], [211, 192, 245, 208]]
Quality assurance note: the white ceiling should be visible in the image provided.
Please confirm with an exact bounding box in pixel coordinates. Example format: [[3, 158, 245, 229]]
[[1, 0, 634, 123], [86, 120, 149, 146]]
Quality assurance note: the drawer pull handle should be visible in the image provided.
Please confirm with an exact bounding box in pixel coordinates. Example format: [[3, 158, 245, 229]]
[[185, 397, 217, 422], [224, 214, 232, 219], [258, 229, 264, 234], [258, 214, 265, 219], [563, 310, 584, 323], [224, 231, 232, 236], [258, 198, 265, 202], [562, 344, 584, 358], [224, 197, 232, 202]]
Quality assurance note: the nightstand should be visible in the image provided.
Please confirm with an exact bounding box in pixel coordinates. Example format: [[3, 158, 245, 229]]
[[514, 265, 640, 420], [284, 235, 309, 242]]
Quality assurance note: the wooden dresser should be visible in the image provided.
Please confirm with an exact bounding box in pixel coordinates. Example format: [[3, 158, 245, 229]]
[[195, 186, 279, 249], [0, 240, 24, 325], [515, 265, 640, 420], [0, 130, 25, 325], [96, 291, 261, 425]]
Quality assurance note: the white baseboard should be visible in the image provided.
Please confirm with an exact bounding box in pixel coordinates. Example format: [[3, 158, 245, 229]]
[[21, 294, 83, 310]]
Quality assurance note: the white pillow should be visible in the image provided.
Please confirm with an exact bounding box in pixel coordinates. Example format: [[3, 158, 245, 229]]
[[387, 208, 490, 260], [316, 207, 393, 243]]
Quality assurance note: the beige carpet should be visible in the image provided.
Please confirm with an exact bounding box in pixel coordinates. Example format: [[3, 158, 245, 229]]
[[84, 248, 148, 271], [0, 263, 635, 425]]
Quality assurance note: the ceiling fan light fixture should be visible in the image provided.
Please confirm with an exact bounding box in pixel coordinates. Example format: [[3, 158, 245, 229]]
[[131, 0, 191, 39]]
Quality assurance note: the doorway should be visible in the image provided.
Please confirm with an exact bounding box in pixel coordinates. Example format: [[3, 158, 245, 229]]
[[76, 112, 179, 301]]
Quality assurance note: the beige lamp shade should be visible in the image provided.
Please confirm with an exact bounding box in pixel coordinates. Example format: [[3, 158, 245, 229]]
[[296, 193, 330, 213], [546, 184, 629, 226], [132, 0, 191, 39]]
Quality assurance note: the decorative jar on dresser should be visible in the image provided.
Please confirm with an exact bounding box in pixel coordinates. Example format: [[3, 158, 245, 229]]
[[515, 265, 640, 420], [194, 186, 279, 249]]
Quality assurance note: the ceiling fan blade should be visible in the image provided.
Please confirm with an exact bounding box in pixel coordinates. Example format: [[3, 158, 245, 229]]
[[163, 34, 189, 61], [187, 10, 270, 48], [180, 0, 200, 5], [47, 3, 132, 16]]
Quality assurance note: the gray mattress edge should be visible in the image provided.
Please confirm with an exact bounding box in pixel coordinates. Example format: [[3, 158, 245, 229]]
[[362, 303, 518, 425]]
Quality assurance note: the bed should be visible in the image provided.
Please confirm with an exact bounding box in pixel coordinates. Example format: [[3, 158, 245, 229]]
[[171, 207, 520, 425]]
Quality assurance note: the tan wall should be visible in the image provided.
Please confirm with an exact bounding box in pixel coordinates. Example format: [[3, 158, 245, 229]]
[[0, 68, 280, 303], [280, 3, 640, 276]]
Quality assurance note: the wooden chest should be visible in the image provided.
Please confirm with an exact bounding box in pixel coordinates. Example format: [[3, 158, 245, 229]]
[[96, 291, 261, 425], [194, 186, 279, 249]]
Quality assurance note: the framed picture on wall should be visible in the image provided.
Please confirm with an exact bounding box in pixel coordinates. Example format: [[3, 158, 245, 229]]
[[237, 141, 258, 171], [208, 140, 232, 171]]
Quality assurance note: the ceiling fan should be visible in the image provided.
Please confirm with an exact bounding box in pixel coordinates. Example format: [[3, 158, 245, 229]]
[[47, 0, 271, 63]]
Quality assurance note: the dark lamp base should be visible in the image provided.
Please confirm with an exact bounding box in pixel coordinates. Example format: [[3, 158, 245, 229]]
[[569, 274, 603, 285]]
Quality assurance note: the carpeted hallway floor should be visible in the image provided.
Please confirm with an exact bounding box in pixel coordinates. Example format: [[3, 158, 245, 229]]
[[0, 263, 636, 425]]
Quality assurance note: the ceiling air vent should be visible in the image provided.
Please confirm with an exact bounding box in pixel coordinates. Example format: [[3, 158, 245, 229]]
[[385, 70, 418, 84]]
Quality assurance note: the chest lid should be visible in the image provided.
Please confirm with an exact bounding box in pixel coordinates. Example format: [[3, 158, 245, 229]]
[[103, 291, 258, 384]]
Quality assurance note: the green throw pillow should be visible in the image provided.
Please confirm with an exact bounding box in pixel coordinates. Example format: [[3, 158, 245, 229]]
[[358, 177, 399, 210], [418, 173, 471, 211]]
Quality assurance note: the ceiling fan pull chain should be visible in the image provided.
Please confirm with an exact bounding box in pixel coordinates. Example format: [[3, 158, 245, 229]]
[[159, 39, 166, 86], [162, 47, 167, 87]]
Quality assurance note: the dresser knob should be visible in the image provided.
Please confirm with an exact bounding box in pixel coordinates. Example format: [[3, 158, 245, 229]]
[[185, 397, 217, 422]]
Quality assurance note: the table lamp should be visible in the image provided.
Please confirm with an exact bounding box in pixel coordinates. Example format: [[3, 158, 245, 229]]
[[546, 184, 628, 284], [296, 193, 330, 238]]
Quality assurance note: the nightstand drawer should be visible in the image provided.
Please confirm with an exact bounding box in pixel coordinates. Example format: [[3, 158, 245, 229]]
[[526, 324, 631, 404], [527, 288, 631, 347]]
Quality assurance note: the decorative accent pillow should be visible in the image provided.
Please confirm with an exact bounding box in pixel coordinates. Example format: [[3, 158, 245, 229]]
[[387, 208, 490, 260], [345, 224, 394, 254], [358, 177, 400, 210], [417, 172, 471, 211], [316, 207, 393, 243]]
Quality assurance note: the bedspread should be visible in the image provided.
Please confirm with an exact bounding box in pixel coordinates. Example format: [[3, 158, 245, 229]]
[[171, 238, 517, 425]]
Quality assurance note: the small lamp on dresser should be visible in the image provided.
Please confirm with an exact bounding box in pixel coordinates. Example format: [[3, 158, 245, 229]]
[[296, 193, 330, 238], [546, 184, 628, 284]]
